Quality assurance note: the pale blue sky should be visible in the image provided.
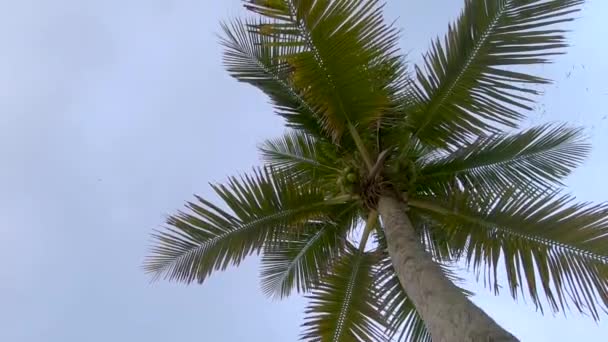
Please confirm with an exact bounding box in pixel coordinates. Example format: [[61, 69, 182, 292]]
[[1, 1, 607, 341]]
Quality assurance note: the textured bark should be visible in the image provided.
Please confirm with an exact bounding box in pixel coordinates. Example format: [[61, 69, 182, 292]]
[[378, 196, 519, 342]]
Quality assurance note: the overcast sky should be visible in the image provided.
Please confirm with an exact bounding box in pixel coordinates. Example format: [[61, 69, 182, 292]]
[[1, 0, 607, 341]]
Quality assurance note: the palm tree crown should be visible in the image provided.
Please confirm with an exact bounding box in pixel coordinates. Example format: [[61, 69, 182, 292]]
[[145, 0, 607, 340]]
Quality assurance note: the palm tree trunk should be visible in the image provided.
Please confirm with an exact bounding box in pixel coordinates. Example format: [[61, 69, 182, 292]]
[[378, 195, 518, 342]]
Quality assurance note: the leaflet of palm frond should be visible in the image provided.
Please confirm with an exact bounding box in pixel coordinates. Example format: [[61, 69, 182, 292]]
[[410, 0, 583, 147], [411, 187, 608, 319]]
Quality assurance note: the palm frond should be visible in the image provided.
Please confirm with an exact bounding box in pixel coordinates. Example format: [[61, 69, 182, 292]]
[[419, 124, 589, 194], [244, 0, 404, 141], [144, 167, 349, 284], [260, 130, 342, 184], [221, 18, 327, 137], [260, 205, 358, 298], [411, 187, 608, 319], [301, 244, 390, 342], [372, 225, 473, 341], [410, 0, 583, 146], [374, 257, 431, 342], [373, 229, 429, 342]]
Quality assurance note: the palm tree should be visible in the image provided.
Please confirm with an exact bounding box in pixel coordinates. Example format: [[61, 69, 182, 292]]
[[144, 0, 608, 341]]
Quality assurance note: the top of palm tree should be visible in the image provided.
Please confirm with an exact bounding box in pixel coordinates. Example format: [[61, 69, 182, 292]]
[[145, 1, 608, 340]]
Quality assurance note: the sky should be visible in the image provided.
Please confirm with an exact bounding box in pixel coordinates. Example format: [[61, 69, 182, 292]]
[[1, 0, 607, 341]]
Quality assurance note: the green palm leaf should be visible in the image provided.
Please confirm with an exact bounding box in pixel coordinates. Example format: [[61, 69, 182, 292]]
[[244, 0, 403, 141], [374, 260, 431, 342], [221, 18, 327, 137], [260, 130, 342, 183], [144, 167, 346, 284], [373, 226, 471, 341], [371, 231, 430, 342], [260, 206, 358, 298], [419, 124, 590, 194], [411, 187, 608, 319], [301, 244, 390, 342], [410, 0, 583, 146]]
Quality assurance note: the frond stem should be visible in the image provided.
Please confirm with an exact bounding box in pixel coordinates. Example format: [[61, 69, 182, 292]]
[[359, 210, 378, 251], [368, 148, 390, 180], [348, 122, 374, 171]]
